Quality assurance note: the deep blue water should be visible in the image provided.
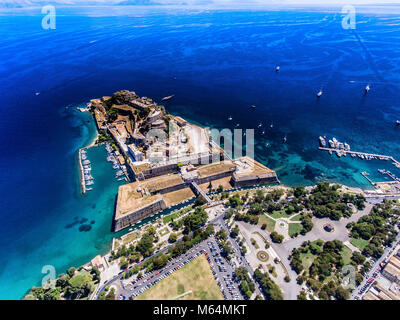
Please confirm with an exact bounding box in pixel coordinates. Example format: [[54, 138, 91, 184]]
[[1, 6, 400, 299]]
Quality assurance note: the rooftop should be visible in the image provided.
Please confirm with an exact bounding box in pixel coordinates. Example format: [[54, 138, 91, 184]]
[[233, 156, 277, 181], [197, 161, 236, 178], [116, 182, 163, 218]]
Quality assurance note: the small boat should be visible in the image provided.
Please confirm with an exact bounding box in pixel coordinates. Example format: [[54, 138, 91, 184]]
[[270, 123, 274, 129], [318, 136, 326, 147], [396, 120, 400, 126], [228, 116, 232, 121], [257, 123, 262, 128], [365, 85, 370, 93], [161, 94, 175, 102], [276, 66, 280, 72], [250, 105, 256, 109], [35, 92, 40, 96], [283, 135, 287, 143], [317, 90, 323, 98], [236, 123, 240, 127], [261, 131, 265, 135]]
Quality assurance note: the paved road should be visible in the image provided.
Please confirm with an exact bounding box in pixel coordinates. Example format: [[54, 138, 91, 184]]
[[213, 214, 264, 299]]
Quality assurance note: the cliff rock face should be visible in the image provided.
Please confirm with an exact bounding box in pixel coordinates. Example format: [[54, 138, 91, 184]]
[[111, 90, 138, 105]]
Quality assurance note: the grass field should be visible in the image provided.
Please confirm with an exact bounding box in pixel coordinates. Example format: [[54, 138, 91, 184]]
[[135, 254, 223, 300], [163, 206, 193, 225], [289, 213, 303, 222], [288, 223, 303, 237], [350, 237, 369, 251], [299, 252, 317, 270], [268, 210, 296, 220], [258, 214, 276, 233], [341, 245, 353, 265]]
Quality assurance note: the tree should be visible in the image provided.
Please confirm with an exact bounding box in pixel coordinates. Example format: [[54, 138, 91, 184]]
[[67, 267, 76, 278], [105, 287, 116, 300], [297, 290, 307, 300], [270, 231, 284, 243], [230, 225, 239, 238], [217, 185, 224, 193], [183, 207, 208, 231], [261, 223, 267, 230], [91, 266, 101, 283], [154, 254, 168, 269], [194, 196, 207, 207], [168, 233, 178, 243], [136, 232, 154, 257], [216, 229, 228, 241]]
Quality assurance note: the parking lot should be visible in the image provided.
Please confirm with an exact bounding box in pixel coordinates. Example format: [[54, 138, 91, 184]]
[[110, 236, 244, 300]]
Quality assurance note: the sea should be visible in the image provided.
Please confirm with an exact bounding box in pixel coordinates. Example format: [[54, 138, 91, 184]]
[[0, 5, 400, 299]]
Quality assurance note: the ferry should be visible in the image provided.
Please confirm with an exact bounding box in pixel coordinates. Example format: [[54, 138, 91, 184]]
[[161, 95, 175, 102], [317, 90, 323, 98]]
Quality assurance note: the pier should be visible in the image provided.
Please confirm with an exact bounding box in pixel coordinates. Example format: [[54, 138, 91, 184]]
[[361, 172, 377, 188], [318, 147, 400, 169], [78, 148, 87, 194]]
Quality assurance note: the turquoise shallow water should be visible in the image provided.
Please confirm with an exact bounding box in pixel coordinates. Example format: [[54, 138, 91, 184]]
[[1, 7, 400, 299]]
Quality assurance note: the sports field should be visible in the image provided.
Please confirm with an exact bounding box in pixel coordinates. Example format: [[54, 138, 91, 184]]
[[135, 254, 223, 300]]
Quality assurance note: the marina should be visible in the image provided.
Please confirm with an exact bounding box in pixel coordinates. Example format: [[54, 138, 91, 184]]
[[78, 148, 94, 193], [318, 136, 400, 169], [105, 142, 129, 182]]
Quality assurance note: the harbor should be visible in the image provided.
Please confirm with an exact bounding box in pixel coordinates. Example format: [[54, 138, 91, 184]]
[[105, 142, 130, 182], [78, 147, 95, 194], [318, 136, 400, 169]]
